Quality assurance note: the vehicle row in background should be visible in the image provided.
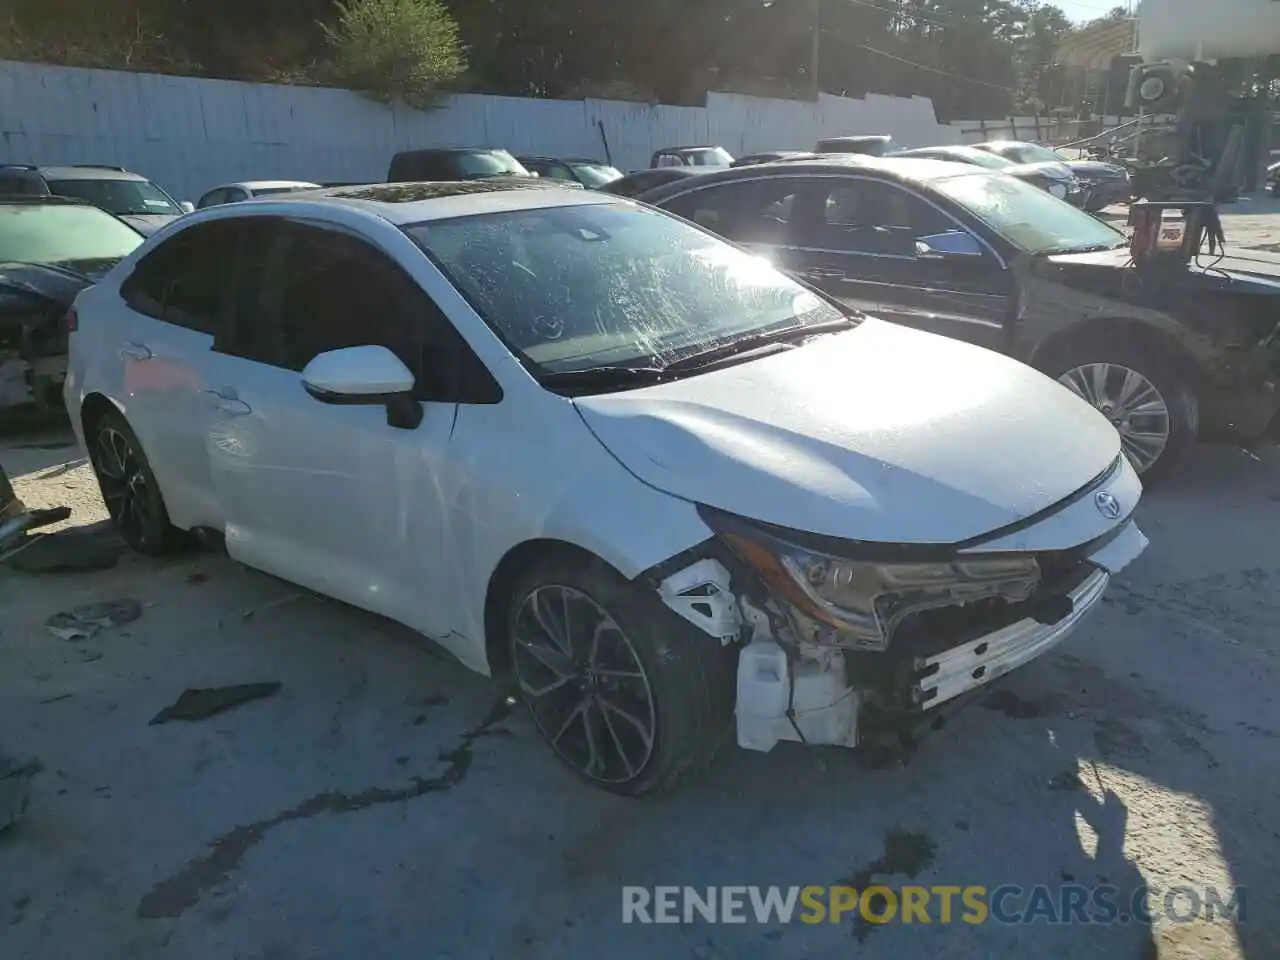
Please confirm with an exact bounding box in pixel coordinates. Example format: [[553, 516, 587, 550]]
[[896, 145, 1085, 205], [973, 141, 1131, 212], [637, 155, 1280, 483], [0, 164, 192, 234], [516, 156, 622, 188]]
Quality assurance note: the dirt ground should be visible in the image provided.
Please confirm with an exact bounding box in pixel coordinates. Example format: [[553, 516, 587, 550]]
[[2, 200, 1280, 960]]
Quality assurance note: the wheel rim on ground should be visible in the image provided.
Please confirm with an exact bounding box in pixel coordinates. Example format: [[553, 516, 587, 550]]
[[94, 426, 154, 544], [512, 585, 657, 784], [1057, 362, 1171, 474]]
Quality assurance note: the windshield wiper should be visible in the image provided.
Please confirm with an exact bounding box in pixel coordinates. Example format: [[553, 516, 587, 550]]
[[662, 316, 858, 373], [538, 365, 668, 391]]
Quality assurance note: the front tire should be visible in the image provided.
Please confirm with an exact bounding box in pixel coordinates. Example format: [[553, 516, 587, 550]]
[[86, 409, 189, 555], [508, 553, 736, 796], [1040, 341, 1199, 486]]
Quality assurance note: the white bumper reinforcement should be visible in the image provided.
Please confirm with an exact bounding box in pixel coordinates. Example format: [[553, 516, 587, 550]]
[[913, 567, 1110, 709]]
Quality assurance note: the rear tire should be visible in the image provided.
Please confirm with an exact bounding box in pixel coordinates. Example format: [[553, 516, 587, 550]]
[[86, 409, 191, 555], [1039, 340, 1199, 486], [508, 552, 736, 796]]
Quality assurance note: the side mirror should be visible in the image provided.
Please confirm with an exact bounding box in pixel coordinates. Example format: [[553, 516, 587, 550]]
[[915, 231, 984, 260], [301, 345, 422, 429], [179, 201, 195, 214]]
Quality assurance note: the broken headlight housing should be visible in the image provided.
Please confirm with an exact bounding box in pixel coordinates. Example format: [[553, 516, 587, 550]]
[[707, 511, 1040, 650]]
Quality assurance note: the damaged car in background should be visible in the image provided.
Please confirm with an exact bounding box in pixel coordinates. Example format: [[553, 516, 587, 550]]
[[64, 183, 1147, 795], [1, 196, 144, 412]]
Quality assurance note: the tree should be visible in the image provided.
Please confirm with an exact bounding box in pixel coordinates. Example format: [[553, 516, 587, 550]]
[[323, 0, 465, 105]]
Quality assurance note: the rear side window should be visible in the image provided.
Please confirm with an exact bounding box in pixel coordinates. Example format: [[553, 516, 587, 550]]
[[0, 175, 48, 196], [662, 180, 799, 246], [120, 220, 237, 335]]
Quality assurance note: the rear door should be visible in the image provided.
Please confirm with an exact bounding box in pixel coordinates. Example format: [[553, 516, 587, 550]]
[[787, 176, 1013, 350], [112, 219, 238, 529]]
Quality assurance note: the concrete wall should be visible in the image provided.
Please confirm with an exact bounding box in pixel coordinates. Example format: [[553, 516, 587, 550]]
[[0, 60, 963, 202]]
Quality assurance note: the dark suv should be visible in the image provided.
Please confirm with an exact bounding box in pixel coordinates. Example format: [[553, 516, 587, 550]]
[[0, 164, 190, 235]]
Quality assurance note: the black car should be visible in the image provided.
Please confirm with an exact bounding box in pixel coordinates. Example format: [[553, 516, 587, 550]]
[[0, 164, 191, 235], [815, 135, 898, 157], [600, 168, 704, 198], [973, 141, 1130, 212], [516, 156, 623, 188], [387, 148, 536, 182], [895, 145, 1085, 205], [731, 151, 816, 167], [639, 156, 1280, 482], [0, 196, 144, 410]]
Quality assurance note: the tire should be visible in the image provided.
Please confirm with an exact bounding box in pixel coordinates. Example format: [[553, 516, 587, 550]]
[[508, 552, 737, 796], [85, 409, 190, 555], [1039, 340, 1199, 487]]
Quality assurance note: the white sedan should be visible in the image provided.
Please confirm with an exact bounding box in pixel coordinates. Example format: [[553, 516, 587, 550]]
[[63, 182, 1148, 794], [194, 180, 320, 208]]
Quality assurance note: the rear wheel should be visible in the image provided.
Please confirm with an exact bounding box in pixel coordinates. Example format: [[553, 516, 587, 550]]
[[508, 553, 736, 795], [1041, 342, 1199, 485], [86, 409, 190, 555]]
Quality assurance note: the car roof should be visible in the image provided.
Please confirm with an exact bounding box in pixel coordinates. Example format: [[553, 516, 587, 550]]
[[663, 154, 973, 183], [214, 180, 320, 191], [518, 155, 609, 165], [35, 165, 149, 181], [281, 179, 614, 224], [656, 146, 724, 152]]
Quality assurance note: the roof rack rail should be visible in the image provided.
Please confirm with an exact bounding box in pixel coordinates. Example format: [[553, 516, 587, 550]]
[[71, 164, 128, 171], [0, 164, 38, 171]]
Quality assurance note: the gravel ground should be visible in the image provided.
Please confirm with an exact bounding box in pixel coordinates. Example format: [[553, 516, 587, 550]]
[[2, 430, 1278, 960]]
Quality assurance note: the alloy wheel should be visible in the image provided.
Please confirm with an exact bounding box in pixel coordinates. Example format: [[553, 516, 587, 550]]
[[94, 426, 155, 546], [512, 585, 657, 784], [1058, 362, 1171, 474]]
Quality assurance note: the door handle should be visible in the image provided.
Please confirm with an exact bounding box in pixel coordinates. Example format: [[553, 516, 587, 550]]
[[803, 268, 846, 281], [119, 342, 152, 361]]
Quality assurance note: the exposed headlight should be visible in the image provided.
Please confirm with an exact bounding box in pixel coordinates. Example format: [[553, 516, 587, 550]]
[[703, 510, 1041, 650]]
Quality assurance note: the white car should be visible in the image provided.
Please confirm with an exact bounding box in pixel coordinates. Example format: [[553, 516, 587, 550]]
[[195, 180, 321, 209], [63, 182, 1149, 794]]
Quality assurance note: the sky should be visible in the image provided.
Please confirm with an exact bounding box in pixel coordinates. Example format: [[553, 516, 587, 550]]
[[1055, 0, 1128, 22]]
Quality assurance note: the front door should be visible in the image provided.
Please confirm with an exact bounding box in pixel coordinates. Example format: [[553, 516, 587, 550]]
[[789, 177, 1014, 351], [201, 216, 462, 638]]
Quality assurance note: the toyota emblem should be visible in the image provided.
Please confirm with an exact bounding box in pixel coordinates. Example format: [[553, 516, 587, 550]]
[[1094, 491, 1122, 520]]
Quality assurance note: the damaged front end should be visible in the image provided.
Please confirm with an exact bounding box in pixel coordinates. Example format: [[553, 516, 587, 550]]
[[650, 477, 1148, 756]]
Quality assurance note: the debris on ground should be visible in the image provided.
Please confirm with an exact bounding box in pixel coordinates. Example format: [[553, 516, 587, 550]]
[[241, 594, 305, 620], [6, 524, 123, 573], [149, 682, 283, 725], [0, 755, 41, 834], [45, 598, 143, 641]]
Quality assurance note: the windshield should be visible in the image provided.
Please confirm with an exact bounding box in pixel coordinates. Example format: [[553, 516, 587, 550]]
[[455, 150, 531, 178], [406, 203, 841, 376], [958, 151, 1014, 170], [0, 203, 144, 264], [46, 178, 181, 216], [660, 148, 734, 168], [933, 173, 1125, 255], [570, 163, 623, 187]]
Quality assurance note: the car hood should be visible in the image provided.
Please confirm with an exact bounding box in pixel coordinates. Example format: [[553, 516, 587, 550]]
[[1048, 246, 1280, 290], [118, 213, 181, 235], [573, 320, 1122, 545], [1064, 160, 1128, 179]]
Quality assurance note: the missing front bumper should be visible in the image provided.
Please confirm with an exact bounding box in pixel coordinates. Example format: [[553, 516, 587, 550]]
[[912, 568, 1109, 710]]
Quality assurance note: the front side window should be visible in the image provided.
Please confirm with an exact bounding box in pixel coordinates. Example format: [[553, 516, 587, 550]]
[[406, 202, 840, 376], [47, 178, 181, 216], [663, 180, 799, 246], [932, 173, 1125, 255], [0, 203, 143, 266], [799, 180, 955, 256], [120, 220, 236, 335]]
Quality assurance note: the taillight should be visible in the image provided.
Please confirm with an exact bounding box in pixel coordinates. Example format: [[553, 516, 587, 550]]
[[63, 306, 78, 332]]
